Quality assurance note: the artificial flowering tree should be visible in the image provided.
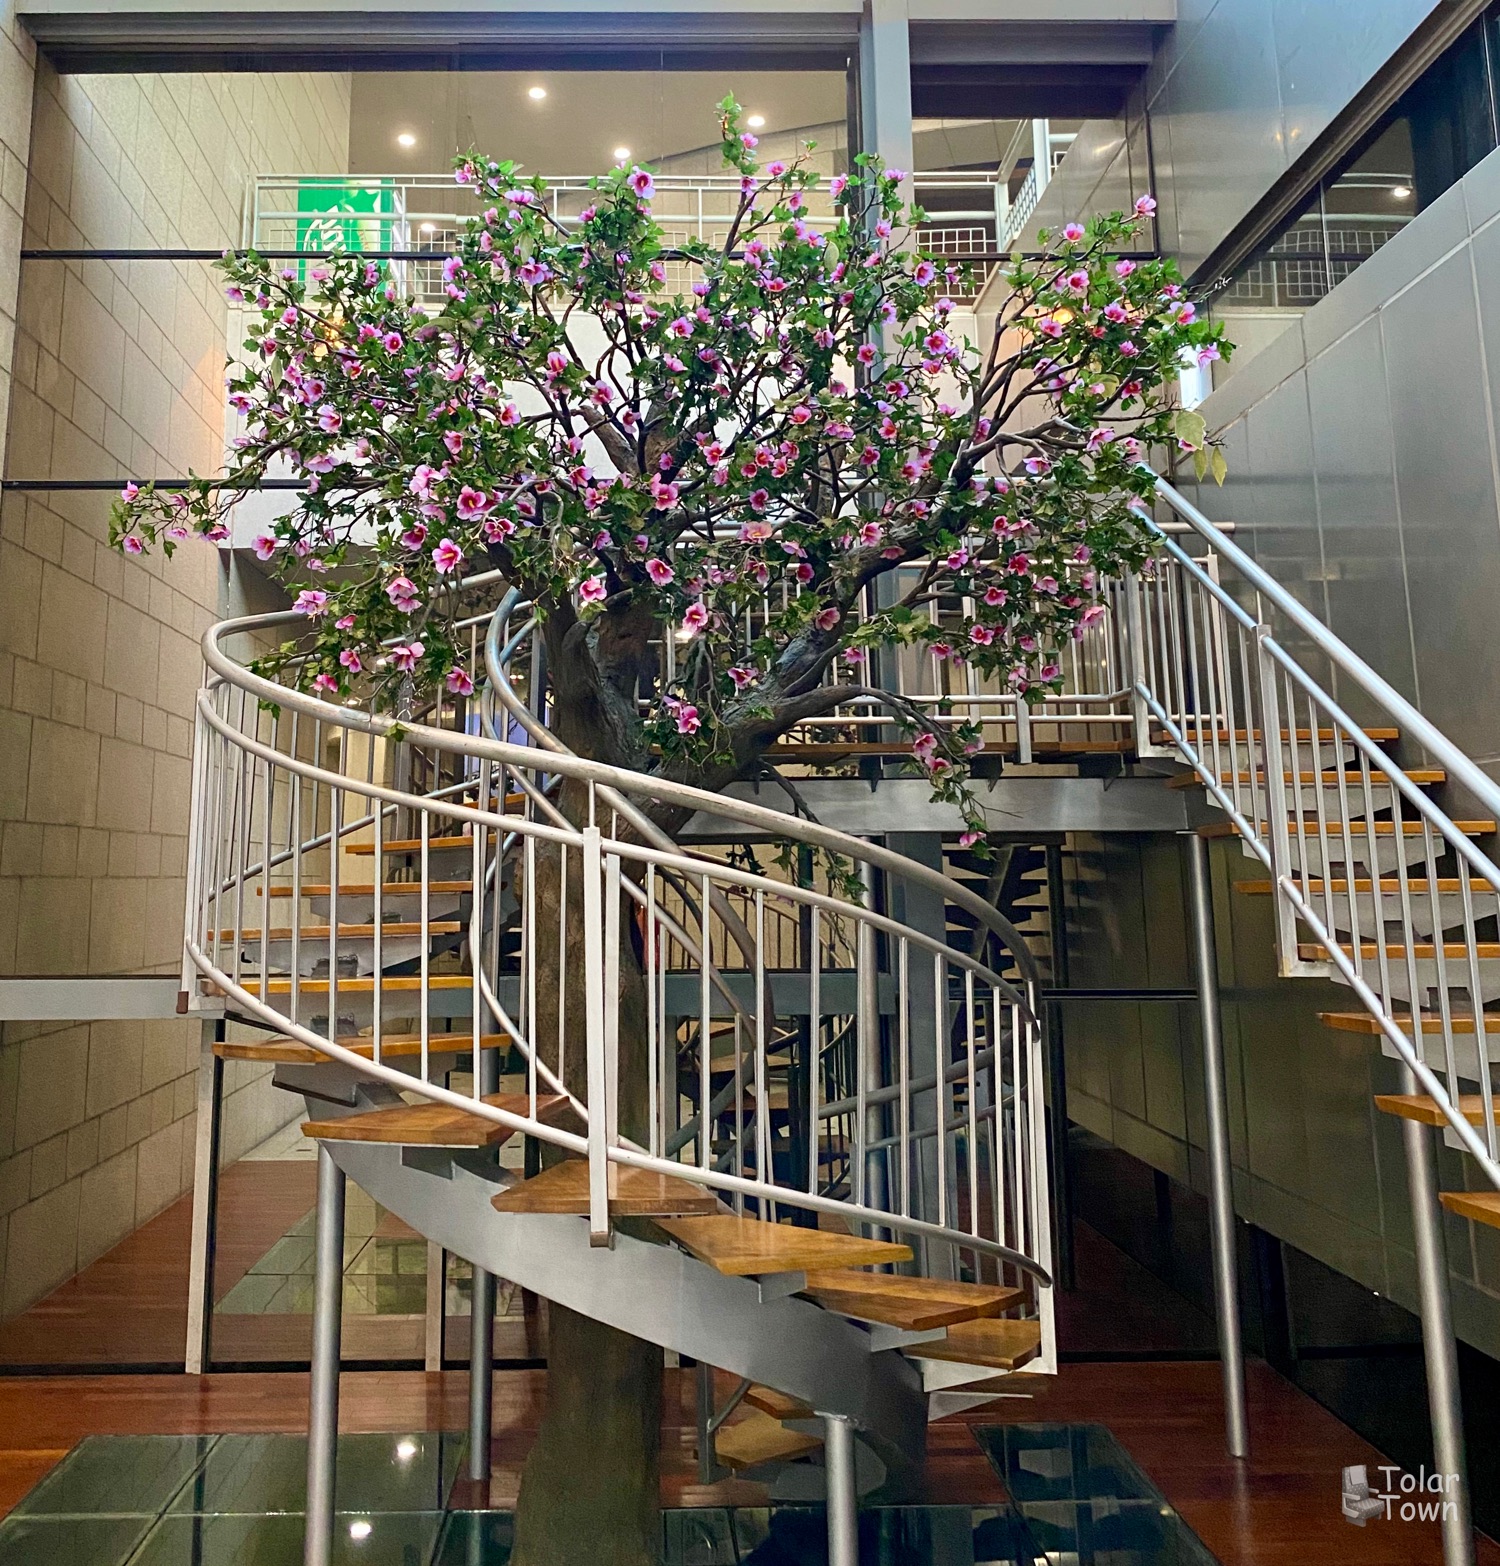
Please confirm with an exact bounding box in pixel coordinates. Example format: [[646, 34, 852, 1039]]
[[115, 99, 1228, 1564]]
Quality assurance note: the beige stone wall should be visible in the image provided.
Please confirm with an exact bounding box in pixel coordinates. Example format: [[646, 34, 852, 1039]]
[[0, 56, 350, 1319], [0, 2, 36, 493]]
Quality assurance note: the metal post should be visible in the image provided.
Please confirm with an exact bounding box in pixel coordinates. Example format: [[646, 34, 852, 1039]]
[[468, 1049, 500, 1486], [305, 1145, 346, 1566], [858, 860, 889, 1231], [1043, 845, 1076, 1292], [1183, 833, 1249, 1458], [822, 1413, 858, 1566], [695, 1359, 722, 1484], [184, 1018, 224, 1374], [1398, 1065, 1474, 1566], [424, 1242, 446, 1373]]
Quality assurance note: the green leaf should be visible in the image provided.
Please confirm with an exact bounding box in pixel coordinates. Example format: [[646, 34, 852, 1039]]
[[1211, 446, 1229, 487], [1193, 445, 1211, 482], [1173, 408, 1207, 450]]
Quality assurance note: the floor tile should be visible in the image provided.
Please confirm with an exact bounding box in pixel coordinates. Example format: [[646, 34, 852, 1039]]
[[0, 1514, 155, 1564], [10, 1435, 216, 1518], [132, 1511, 443, 1565], [167, 1432, 463, 1516]]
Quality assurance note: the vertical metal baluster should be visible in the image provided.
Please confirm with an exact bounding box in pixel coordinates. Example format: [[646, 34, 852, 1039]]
[[1423, 814, 1456, 1091], [418, 810, 428, 1084], [647, 865, 659, 1156], [755, 891, 769, 1206], [933, 951, 947, 1231], [557, 840, 568, 1087], [898, 940, 911, 1219], [1458, 853, 1491, 1154], [328, 781, 341, 1055], [701, 873, 713, 1173], [471, 825, 483, 1097], [370, 786, 381, 1064], [732, 1010, 745, 1214], [809, 905, 822, 1197], [605, 850, 621, 1155], [581, 825, 609, 1243], [989, 986, 1004, 1249], [1393, 787, 1425, 1060], [964, 969, 979, 1238], [526, 833, 537, 1118], [1348, 731, 1379, 1005], [230, 691, 251, 990], [1234, 624, 1261, 844], [258, 728, 274, 1005]]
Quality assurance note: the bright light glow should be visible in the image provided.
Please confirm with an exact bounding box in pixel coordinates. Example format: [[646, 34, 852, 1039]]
[[528, 85, 548, 100], [1051, 307, 1075, 324], [419, 222, 437, 235], [395, 1440, 418, 1461], [613, 146, 631, 162], [674, 626, 695, 643], [747, 114, 766, 128], [348, 1520, 373, 1541], [396, 132, 416, 149], [1392, 183, 1412, 199]]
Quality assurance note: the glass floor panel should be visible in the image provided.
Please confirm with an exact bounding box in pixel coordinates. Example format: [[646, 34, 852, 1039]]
[[0, 1426, 1220, 1564]]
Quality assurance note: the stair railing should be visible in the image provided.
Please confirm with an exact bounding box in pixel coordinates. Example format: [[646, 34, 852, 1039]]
[[1130, 476, 1500, 1187], [185, 609, 1058, 1352]]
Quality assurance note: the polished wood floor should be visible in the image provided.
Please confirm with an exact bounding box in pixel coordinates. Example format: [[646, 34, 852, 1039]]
[[0, 1360, 1494, 1563]]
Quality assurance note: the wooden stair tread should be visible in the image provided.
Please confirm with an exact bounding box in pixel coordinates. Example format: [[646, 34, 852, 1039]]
[[491, 1159, 721, 1217], [261, 882, 472, 897], [907, 1316, 1042, 1371], [215, 1032, 511, 1064], [1239, 878, 1490, 895], [1200, 819, 1494, 839], [800, 1271, 1023, 1330], [1320, 1012, 1500, 1036], [654, 1215, 911, 1276], [1169, 768, 1442, 790], [761, 739, 1132, 759], [1300, 941, 1500, 960], [240, 975, 473, 995], [1439, 1190, 1500, 1230], [1374, 1094, 1500, 1127], [348, 835, 487, 855], [744, 1386, 813, 1421], [716, 1409, 822, 1470], [217, 923, 461, 940], [1158, 725, 1399, 743], [303, 1092, 564, 1147]]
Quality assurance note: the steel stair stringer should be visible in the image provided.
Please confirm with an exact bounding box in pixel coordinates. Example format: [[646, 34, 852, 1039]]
[[315, 1127, 929, 1497]]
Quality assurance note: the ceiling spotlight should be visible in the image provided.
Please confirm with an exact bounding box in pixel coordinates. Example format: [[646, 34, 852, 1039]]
[[396, 132, 416, 149], [747, 114, 766, 129], [348, 1520, 373, 1542], [613, 146, 631, 162], [528, 85, 548, 101], [419, 222, 436, 235], [1392, 183, 1412, 199], [395, 1440, 418, 1461]]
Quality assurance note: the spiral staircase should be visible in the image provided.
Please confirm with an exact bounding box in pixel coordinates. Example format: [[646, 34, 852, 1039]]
[[177, 476, 1500, 1566]]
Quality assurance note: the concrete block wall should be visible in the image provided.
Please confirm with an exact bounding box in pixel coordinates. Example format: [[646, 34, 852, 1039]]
[[0, 41, 351, 1318]]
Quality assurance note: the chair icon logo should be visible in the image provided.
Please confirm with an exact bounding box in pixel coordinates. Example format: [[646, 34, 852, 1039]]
[[1342, 1465, 1384, 1526]]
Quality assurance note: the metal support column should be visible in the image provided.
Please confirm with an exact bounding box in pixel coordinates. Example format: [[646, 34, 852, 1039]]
[[822, 1413, 858, 1566], [305, 1145, 346, 1566], [1043, 844, 1076, 1292], [1398, 1065, 1474, 1566], [1183, 834, 1249, 1458], [184, 1018, 224, 1374], [468, 1049, 501, 1485]]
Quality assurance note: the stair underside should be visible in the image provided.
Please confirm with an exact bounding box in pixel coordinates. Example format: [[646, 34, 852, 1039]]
[[303, 1091, 567, 1147], [716, 1409, 822, 1469], [491, 1159, 721, 1217], [654, 1214, 911, 1275]]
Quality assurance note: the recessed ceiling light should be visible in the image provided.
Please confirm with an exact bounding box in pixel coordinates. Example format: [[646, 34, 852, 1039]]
[[613, 146, 631, 162], [528, 85, 548, 101], [747, 114, 766, 129], [348, 1520, 373, 1541], [1392, 183, 1412, 199], [419, 222, 436, 235], [396, 132, 416, 149], [395, 1439, 417, 1461]]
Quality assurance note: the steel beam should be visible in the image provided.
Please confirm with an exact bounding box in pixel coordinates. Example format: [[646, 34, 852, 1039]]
[[1183, 833, 1249, 1459], [822, 1413, 859, 1566], [184, 1018, 224, 1374]]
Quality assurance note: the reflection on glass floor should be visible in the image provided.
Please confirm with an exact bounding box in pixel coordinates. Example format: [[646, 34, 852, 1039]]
[[0, 1426, 1220, 1564]]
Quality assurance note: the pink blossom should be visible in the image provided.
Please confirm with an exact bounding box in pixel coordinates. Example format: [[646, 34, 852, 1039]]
[[121, 535, 144, 555], [1063, 270, 1089, 296], [317, 405, 341, 434], [1134, 193, 1158, 217], [815, 606, 841, 631], [741, 132, 759, 150], [629, 167, 656, 201], [790, 404, 812, 425], [668, 316, 692, 339], [856, 343, 877, 365], [645, 558, 675, 587], [1119, 339, 1140, 358], [120, 482, 140, 502], [1197, 343, 1222, 368], [432, 536, 465, 574], [649, 476, 679, 510], [335, 614, 356, 631], [445, 666, 475, 696], [829, 174, 848, 200], [312, 673, 339, 693], [1062, 222, 1086, 242], [1104, 301, 1129, 324], [579, 574, 608, 604], [1176, 302, 1198, 325], [958, 830, 980, 849], [382, 331, 404, 352], [739, 520, 773, 544], [1115, 259, 1137, 279], [456, 486, 492, 521], [728, 666, 756, 690], [750, 488, 770, 513], [766, 160, 786, 177], [675, 704, 701, 735], [390, 641, 424, 672], [339, 648, 363, 673], [1024, 455, 1052, 476], [984, 586, 1007, 607], [681, 601, 709, 637], [294, 589, 329, 617], [386, 575, 421, 613], [859, 521, 883, 546], [1038, 317, 1065, 339], [253, 535, 278, 561], [401, 522, 429, 551], [969, 624, 994, 645], [165, 524, 189, 543]]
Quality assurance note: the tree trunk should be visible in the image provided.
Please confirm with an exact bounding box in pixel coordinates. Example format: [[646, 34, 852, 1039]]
[[508, 778, 663, 1566]]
